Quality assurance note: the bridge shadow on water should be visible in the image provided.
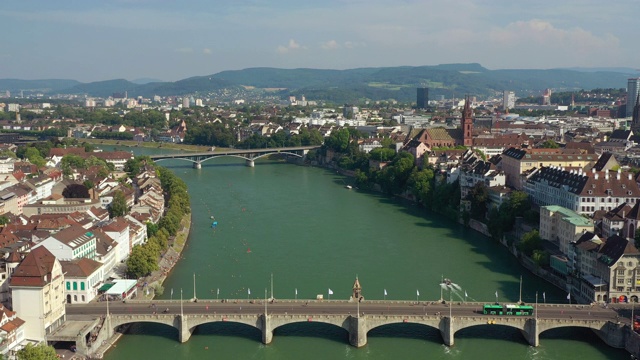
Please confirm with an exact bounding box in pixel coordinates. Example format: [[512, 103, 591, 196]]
[[367, 323, 443, 344], [455, 324, 528, 345], [122, 322, 179, 341], [192, 322, 262, 342], [272, 322, 348, 345]]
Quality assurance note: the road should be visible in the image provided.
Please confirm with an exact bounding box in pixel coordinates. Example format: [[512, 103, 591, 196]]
[[66, 300, 623, 323]]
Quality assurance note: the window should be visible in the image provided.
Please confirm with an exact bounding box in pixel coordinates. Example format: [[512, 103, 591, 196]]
[[74, 295, 77, 302], [73, 282, 77, 290], [82, 295, 85, 302], [81, 282, 85, 291], [618, 279, 625, 284], [66, 282, 70, 290]]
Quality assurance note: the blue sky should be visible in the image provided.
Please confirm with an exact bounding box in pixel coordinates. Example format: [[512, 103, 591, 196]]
[[1, 0, 638, 82]]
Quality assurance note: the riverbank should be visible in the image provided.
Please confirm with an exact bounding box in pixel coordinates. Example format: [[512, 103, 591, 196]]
[[83, 138, 214, 152], [141, 213, 192, 299]]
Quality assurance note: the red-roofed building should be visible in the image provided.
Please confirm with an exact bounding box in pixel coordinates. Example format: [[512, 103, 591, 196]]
[[9, 246, 65, 342], [0, 303, 26, 357], [60, 258, 103, 304]]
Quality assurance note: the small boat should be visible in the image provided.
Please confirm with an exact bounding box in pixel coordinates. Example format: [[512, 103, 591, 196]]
[[345, 185, 352, 189], [210, 216, 215, 220]]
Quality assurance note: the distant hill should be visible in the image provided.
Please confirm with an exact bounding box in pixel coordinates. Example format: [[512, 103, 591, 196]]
[[2, 64, 636, 102], [130, 77, 164, 85]]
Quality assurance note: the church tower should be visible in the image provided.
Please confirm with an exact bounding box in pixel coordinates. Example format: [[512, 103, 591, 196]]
[[462, 95, 474, 147]]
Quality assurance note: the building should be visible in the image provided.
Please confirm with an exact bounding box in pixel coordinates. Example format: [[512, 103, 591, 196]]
[[525, 167, 640, 215], [595, 235, 640, 303], [502, 91, 515, 110], [628, 78, 640, 117], [540, 205, 594, 256], [9, 246, 65, 342], [34, 225, 97, 261], [500, 147, 598, 189], [0, 303, 26, 359], [417, 88, 429, 109], [60, 258, 103, 304]]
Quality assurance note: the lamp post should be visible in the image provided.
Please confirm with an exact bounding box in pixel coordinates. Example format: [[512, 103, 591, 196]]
[[180, 289, 184, 318], [518, 275, 523, 305], [535, 291, 538, 321]]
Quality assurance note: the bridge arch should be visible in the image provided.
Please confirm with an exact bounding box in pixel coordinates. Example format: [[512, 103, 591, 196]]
[[199, 154, 252, 164], [153, 157, 198, 165], [272, 320, 350, 343], [251, 152, 304, 161]]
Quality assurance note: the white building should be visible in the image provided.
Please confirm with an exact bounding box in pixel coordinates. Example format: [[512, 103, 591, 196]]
[[61, 258, 104, 304], [34, 225, 97, 261], [503, 91, 516, 110], [102, 218, 130, 262], [10, 247, 65, 342]]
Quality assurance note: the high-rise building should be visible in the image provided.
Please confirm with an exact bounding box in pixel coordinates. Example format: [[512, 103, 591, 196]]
[[628, 78, 640, 117], [502, 91, 515, 110], [182, 96, 190, 108], [542, 89, 552, 105], [417, 88, 429, 109]]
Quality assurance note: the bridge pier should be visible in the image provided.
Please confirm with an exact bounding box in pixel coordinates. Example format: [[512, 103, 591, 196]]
[[261, 314, 273, 344], [440, 317, 454, 346], [348, 315, 367, 347], [179, 315, 192, 343], [246, 159, 255, 167], [193, 162, 201, 169], [522, 318, 539, 347]]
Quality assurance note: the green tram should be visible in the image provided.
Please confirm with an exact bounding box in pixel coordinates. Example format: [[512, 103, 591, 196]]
[[483, 304, 534, 316]]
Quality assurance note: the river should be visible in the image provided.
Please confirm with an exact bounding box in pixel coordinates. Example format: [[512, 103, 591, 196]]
[[103, 147, 628, 359]]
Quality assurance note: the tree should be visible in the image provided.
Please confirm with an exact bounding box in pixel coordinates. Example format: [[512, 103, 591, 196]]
[[407, 168, 435, 204], [109, 191, 128, 218], [16, 343, 58, 360], [0, 216, 8, 225], [518, 230, 543, 257], [62, 184, 90, 199], [126, 245, 158, 278], [23, 147, 46, 168], [539, 139, 559, 148], [467, 182, 489, 220]]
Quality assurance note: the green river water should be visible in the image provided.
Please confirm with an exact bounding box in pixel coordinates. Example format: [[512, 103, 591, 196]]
[[103, 147, 628, 359]]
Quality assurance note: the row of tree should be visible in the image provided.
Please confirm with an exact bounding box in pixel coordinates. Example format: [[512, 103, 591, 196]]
[[124, 159, 191, 278]]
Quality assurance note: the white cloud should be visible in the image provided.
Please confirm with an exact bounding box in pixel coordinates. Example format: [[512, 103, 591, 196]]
[[321, 40, 339, 50], [175, 47, 193, 53], [277, 39, 305, 54], [203, 48, 212, 55]]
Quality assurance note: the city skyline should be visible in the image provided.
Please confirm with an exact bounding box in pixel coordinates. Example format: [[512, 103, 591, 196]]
[[1, 0, 638, 82]]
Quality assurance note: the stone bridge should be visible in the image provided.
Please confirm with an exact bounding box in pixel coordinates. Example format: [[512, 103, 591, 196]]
[[105, 312, 624, 348]]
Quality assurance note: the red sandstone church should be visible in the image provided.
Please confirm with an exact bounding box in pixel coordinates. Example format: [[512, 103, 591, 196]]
[[409, 95, 474, 149]]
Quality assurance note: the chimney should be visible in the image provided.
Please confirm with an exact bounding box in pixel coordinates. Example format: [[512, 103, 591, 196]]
[[592, 167, 596, 174], [605, 172, 609, 180], [617, 171, 620, 180], [629, 173, 633, 180], [595, 173, 599, 180]]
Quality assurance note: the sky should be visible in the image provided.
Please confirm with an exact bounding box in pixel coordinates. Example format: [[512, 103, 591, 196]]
[[0, 0, 638, 82]]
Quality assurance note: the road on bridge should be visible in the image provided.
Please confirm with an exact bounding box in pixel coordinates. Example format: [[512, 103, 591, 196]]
[[67, 300, 623, 323]]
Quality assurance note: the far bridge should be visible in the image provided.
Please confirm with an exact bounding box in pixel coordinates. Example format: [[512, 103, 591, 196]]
[[64, 299, 633, 355], [148, 146, 321, 168]]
